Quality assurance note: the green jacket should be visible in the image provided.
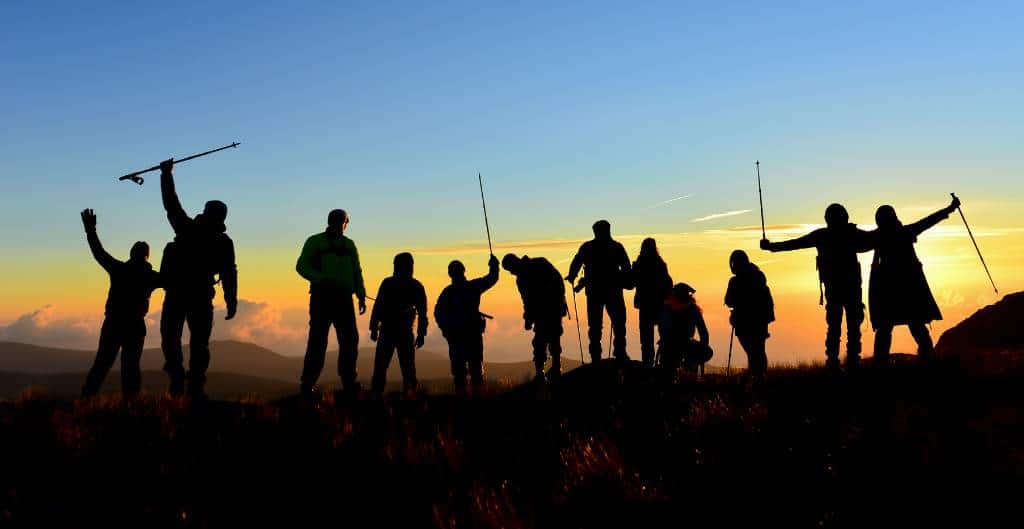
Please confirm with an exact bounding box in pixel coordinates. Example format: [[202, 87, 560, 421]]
[[296, 231, 366, 298]]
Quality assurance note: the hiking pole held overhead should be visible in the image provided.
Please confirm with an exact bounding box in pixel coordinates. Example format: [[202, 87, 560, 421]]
[[118, 142, 241, 185], [478, 172, 494, 256], [756, 160, 766, 240], [951, 193, 998, 295]]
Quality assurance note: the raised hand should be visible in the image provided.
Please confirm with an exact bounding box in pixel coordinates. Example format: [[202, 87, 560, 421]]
[[80, 209, 97, 231], [759, 238, 772, 251], [159, 158, 174, 174]]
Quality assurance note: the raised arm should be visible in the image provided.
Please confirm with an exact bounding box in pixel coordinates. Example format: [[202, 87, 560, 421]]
[[220, 236, 238, 320], [908, 196, 959, 238], [761, 230, 818, 252], [160, 159, 191, 233], [80, 209, 118, 273], [474, 254, 500, 293]]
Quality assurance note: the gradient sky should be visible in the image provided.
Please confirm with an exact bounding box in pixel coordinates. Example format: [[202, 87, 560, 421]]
[[2, 1, 1022, 365]]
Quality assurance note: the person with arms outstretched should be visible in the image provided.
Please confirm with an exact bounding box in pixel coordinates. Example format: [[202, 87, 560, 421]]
[[760, 204, 871, 369], [159, 159, 237, 398], [502, 253, 568, 381], [296, 209, 367, 396], [566, 220, 633, 362], [868, 196, 960, 365], [80, 209, 162, 398], [369, 252, 428, 396], [724, 250, 775, 376], [435, 255, 499, 395]]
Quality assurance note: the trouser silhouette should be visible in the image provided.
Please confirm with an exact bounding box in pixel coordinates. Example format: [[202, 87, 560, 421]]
[[638, 306, 661, 367], [823, 280, 864, 364], [445, 329, 484, 391], [873, 322, 933, 362], [82, 316, 147, 397], [586, 288, 627, 361], [736, 328, 768, 376], [531, 318, 563, 374], [161, 289, 214, 395], [302, 290, 359, 391], [371, 325, 417, 394]]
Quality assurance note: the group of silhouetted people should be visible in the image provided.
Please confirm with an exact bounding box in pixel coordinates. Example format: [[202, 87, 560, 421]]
[[81, 158, 962, 399]]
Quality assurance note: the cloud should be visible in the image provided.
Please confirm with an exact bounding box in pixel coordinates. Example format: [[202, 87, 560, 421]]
[[0, 305, 101, 350], [209, 299, 309, 354], [691, 210, 751, 223]]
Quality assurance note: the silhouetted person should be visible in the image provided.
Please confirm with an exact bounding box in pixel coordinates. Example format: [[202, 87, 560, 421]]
[[79, 209, 162, 398], [868, 196, 960, 365], [761, 204, 872, 369], [566, 220, 633, 362], [158, 159, 237, 398], [502, 253, 568, 381], [632, 238, 672, 367], [435, 255, 499, 395], [724, 250, 775, 376], [658, 283, 711, 373], [369, 252, 427, 395], [296, 209, 367, 395]]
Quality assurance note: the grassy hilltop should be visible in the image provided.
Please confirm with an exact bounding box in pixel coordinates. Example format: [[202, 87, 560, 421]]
[[1, 357, 1021, 528]]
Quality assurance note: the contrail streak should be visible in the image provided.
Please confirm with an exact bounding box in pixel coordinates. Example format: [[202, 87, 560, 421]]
[[647, 194, 693, 209], [692, 209, 751, 222]]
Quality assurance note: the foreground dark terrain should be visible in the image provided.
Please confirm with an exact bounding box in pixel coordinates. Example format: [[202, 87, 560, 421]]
[[1, 357, 1021, 528]]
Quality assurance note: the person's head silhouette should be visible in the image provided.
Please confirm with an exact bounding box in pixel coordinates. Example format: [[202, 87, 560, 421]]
[[448, 260, 466, 282], [129, 241, 150, 263], [196, 200, 228, 231], [824, 203, 849, 228], [640, 237, 658, 257], [394, 252, 414, 278], [729, 249, 750, 274], [593, 220, 611, 240], [875, 205, 901, 230], [501, 253, 522, 274], [327, 209, 349, 234]]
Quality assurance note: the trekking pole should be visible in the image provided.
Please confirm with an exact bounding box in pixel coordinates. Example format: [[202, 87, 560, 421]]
[[117, 142, 241, 185], [726, 326, 735, 376], [478, 172, 494, 256], [756, 160, 766, 240], [570, 284, 585, 365], [951, 193, 998, 295]]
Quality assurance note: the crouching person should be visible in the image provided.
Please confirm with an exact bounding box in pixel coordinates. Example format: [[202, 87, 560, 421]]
[[369, 253, 428, 396], [658, 283, 711, 374]]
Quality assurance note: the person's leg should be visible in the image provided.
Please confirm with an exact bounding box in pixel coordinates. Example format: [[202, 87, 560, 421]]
[[638, 308, 655, 367], [873, 324, 894, 366], [447, 333, 467, 394], [300, 292, 332, 393], [586, 293, 605, 362], [468, 332, 485, 390], [185, 297, 214, 397], [119, 318, 146, 398], [845, 283, 864, 367], [160, 293, 187, 395], [608, 290, 628, 360], [823, 283, 843, 369], [371, 331, 396, 395], [335, 296, 360, 391], [548, 319, 563, 377], [908, 322, 934, 359], [531, 329, 547, 378], [82, 318, 120, 397], [395, 329, 417, 392]]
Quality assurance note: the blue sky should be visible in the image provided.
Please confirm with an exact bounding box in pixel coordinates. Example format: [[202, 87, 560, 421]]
[[1, 1, 1022, 359]]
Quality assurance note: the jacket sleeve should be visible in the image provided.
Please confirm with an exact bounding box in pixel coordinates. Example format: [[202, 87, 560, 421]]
[[85, 228, 119, 273], [161, 168, 191, 234], [350, 241, 366, 300], [566, 243, 587, 283], [907, 206, 954, 238], [415, 282, 429, 338], [768, 231, 818, 252], [516, 276, 533, 323], [724, 277, 738, 309], [619, 244, 635, 290], [696, 310, 710, 345], [434, 289, 449, 333], [369, 279, 387, 331], [474, 258, 500, 293], [220, 236, 238, 310], [295, 236, 324, 284]]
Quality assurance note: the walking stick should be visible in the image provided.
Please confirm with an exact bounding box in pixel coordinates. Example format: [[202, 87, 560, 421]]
[[571, 284, 585, 365], [726, 326, 735, 376], [478, 172, 494, 256], [756, 160, 766, 240], [118, 142, 241, 185], [951, 193, 998, 295]]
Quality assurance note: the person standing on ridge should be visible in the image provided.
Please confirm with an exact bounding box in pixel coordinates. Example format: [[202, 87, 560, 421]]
[[296, 209, 367, 396], [760, 204, 872, 369], [566, 220, 633, 362], [868, 196, 960, 365], [158, 159, 237, 398], [79, 209, 162, 398], [435, 255, 500, 396], [502, 253, 569, 381], [368, 252, 428, 396], [724, 250, 775, 376], [631, 238, 673, 367]]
